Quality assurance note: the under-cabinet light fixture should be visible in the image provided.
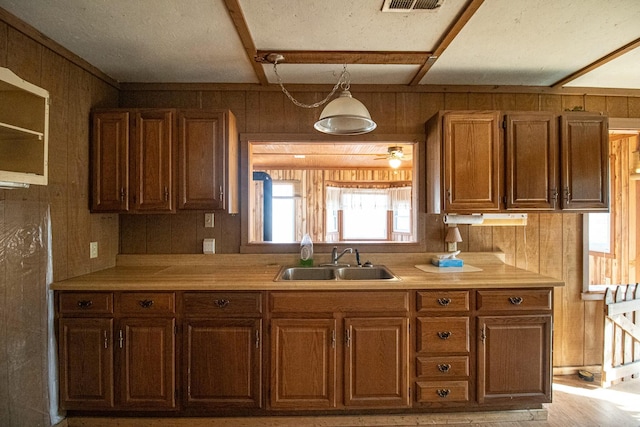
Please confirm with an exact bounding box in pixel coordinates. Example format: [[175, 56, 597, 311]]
[[443, 213, 528, 226]]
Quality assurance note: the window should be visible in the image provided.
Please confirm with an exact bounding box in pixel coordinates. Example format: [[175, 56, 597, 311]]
[[272, 182, 297, 243]]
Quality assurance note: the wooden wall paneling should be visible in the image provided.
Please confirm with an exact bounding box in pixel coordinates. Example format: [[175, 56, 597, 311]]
[[0, 21, 7, 65], [492, 93, 517, 111], [443, 93, 468, 110], [41, 48, 70, 281], [282, 91, 323, 133], [90, 214, 118, 271], [170, 211, 199, 253], [515, 213, 541, 274], [539, 95, 563, 113], [584, 95, 607, 113], [561, 95, 584, 112], [628, 97, 640, 117], [259, 92, 286, 133], [6, 27, 41, 84], [201, 90, 247, 132], [492, 226, 517, 266], [606, 97, 629, 118], [395, 92, 424, 134], [0, 196, 6, 426], [123, 90, 199, 109], [419, 93, 445, 123], [365, 92, 397, 134], [423, 214, 444, 252], [467, 93, 493, 110], [468, 226, 493, 253], [583, 299, 604, 365], [66, 65, 92, 277], [146, 214, 173, 254], [562, 213, 586, 366], [515, 93, 539, 111], [195, 210, 216, 251], [119, 215, 147, 254], [244, 91, 261, 133]]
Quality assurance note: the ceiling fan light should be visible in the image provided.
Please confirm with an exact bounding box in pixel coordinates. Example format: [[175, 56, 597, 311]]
[[314, 90, 377, 135], [388, 157, 402, 169]]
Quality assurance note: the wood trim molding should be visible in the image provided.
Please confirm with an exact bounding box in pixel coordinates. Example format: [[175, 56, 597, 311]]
[[553, 37, 640, 88], [223, 0, 269, 85], [255, 50, 430, 65], [410, 0, 485, 85]]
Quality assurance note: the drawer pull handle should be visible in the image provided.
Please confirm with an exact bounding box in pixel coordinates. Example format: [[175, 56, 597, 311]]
[[214, 299, 230, 308], [436, 389, 450, 398], [77, 300, 93, 309], [437, 331, 451, 340], [139, 299, 154, 308], [509, 296, 524, 305], [437, 363, 451, 373], [437, 297, 451, 306]]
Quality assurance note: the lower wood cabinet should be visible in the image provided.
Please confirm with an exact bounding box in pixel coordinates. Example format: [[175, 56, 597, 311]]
[[57, 292, 177, 411], [477, 314, 552, 404], [55, 287, 553, 415]]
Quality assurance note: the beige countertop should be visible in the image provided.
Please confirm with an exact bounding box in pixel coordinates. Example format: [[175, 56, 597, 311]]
[[51, 252, 564, 291]]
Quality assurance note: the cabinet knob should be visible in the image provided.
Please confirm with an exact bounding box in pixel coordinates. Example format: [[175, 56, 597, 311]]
[[437, 331, 452, 340], [219, 186, 224, 202], [437, 297, 451, 306], [214, 299, 230, 308], [509, 296, 524, 305], [138, 299, 154, 308], [120, 188, 126, 202], [437, 363, 451, 373], [164, 186, 169, 201], [77, 300, 93, 309], [436, 389, 450, 398]]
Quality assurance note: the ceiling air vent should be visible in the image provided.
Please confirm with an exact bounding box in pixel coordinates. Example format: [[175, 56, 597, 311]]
[[382, 0, 443, 12]]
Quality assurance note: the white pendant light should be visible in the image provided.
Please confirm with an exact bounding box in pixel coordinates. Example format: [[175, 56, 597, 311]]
[[314, 90, 376, 135], [266, 53, 376, 136]]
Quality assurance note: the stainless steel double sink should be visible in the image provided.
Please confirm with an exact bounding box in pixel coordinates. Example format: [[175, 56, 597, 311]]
[[274, 265, 399, 281]]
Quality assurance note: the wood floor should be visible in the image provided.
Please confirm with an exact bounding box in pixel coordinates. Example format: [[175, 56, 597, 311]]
[[63, 376, 640, 427]]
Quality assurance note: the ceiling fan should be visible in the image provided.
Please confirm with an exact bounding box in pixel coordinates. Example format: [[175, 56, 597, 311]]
[[375, 146, 411, 168]]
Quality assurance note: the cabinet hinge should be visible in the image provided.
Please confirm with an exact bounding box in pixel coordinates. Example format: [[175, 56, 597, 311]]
[[502, 119, 507, 129]]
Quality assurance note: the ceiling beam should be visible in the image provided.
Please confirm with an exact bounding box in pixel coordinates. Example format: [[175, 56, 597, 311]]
[[223, 0, 269, 85], [254, 50, 430, 65], [552, 37, 640, 88], [409, 0, 485, 86]]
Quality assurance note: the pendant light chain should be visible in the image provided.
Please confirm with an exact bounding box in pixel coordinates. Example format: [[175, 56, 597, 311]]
[[272, 60, 350, 109]]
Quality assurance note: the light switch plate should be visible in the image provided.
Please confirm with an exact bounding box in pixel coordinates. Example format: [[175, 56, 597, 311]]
[[205, 213, 214, 228], [90, 241, 98, 259]]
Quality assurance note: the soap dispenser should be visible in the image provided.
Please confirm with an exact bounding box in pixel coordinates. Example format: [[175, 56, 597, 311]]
[[300, 233, 313, 266]]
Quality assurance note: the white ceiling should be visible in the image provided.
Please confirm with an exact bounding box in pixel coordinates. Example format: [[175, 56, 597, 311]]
[[0, 0, 639, 89]]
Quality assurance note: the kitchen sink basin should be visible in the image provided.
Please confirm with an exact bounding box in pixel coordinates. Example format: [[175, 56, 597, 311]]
[[274, 265, 398, 281], [335, 266, 397, 280]]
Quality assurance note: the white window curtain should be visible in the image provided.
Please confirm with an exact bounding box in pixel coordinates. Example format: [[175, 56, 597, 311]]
[[326, 186, 411, 210], [390, 186, 412, 211]]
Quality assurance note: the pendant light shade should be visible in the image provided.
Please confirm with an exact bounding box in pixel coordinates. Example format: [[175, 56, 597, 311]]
[[314, 90, 377, 135]]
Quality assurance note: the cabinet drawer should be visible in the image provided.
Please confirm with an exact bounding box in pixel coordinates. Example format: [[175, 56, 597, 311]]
[[416, 356, 469, 378], [59, 292, 113, 314], [417, 317, 469, 353], [416, 381, 469, 403], [417, 291, 469, 312], [477, 289, 552, 311], [184, 292, 262, 316], [270, 291, 408, 313], [117, 292, 175, 315]]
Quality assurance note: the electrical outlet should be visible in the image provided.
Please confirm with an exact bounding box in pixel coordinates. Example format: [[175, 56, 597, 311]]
[[90, 241, 98, 259], [205, 213, 214, 228]]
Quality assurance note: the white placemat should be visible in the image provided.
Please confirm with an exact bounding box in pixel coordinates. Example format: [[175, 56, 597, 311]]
[[415, 264, 483, 274]]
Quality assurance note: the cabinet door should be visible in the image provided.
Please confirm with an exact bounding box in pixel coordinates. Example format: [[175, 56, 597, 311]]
[[477, 315, 552, 404], [131, 110, 175, 212], [443, 112, 502, 212], [178, 110, 226, 210], [118, 318, 176, 409], [505, 112, 558, 210], [560, 114, 609, 211], [58, 318, 114, 410], [344, 317, 409, 408], [184, 318, 262, 408], [270, 318, 337, 409], [91, 111, 129, 212]]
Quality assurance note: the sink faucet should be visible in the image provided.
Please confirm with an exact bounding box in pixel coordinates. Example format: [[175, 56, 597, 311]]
[[331, 246, 353, 265]]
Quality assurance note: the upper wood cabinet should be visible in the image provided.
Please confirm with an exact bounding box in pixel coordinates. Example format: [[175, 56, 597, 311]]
[[91, 109, 175, 213], [0, 67, 49, 187], [426, 110, 608, 213], [560, 113, 609, 211], [178, 110, 239, 213]]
